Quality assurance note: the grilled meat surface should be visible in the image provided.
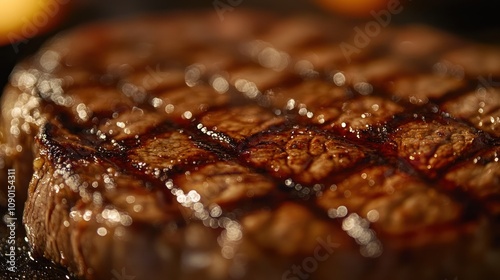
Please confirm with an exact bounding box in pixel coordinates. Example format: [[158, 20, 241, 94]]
[[1, 11, 499, 280]]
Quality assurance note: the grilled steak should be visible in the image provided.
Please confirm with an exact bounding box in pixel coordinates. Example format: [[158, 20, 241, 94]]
[[1, 10, 500, 280]]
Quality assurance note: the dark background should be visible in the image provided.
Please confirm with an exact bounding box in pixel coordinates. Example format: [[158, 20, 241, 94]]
[[1, 0, 500, 91]]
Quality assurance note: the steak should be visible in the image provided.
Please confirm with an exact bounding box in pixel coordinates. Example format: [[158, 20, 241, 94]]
[[1, 10, 500, 280]]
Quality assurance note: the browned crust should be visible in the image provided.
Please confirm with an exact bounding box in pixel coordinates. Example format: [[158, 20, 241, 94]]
[[0, 10, 498, 280]]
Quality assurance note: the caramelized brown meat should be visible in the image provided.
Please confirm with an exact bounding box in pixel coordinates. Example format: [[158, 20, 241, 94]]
[[0, 11, 499, 280]]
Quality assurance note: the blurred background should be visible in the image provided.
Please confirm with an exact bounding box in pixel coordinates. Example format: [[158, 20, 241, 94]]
[[1, 0, 500, 91]]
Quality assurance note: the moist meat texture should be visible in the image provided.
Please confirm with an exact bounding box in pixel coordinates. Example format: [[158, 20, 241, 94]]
[[1, 11, 499, 280]]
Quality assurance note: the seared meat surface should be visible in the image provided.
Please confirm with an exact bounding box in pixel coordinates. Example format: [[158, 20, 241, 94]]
[[0, 11, 499, 280]]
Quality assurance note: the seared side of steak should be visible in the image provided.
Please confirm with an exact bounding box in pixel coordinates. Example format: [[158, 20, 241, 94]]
[[1, 11, 499, 280]]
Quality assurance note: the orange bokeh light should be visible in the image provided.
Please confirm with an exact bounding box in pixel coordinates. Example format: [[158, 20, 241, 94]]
[[0, 0, 70, 47], [315, 0, 390, 18]]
